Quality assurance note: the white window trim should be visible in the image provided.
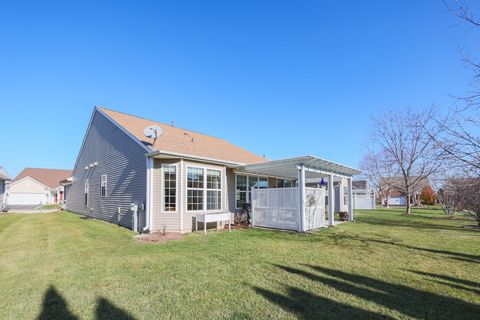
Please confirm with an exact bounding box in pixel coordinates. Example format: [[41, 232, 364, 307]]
[[206, 168, 222, 211], [161, 163, 178, 213], [101, 174, 107, 198], [186, 165, 223, 213]]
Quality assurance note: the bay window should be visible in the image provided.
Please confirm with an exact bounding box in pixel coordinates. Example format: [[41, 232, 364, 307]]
[[187, 166, 222, 211], [162, 164, 177, 212]]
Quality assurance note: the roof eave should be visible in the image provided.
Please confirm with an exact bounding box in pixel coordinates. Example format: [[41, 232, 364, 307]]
[[147, 150, 246, 167]]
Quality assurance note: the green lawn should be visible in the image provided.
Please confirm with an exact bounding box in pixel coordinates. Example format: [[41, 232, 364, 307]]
[[0, 208, 479, 320]]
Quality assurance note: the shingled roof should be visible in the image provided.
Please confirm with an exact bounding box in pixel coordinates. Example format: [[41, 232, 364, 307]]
[[99, 107, 266, 165], [13, 168, 72, 188]]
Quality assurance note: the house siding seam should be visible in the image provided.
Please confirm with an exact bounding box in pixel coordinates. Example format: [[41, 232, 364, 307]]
[[66, 110, 147, 229]]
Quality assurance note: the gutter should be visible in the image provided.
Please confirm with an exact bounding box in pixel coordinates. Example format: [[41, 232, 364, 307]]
[[146, 150, 245, 168]]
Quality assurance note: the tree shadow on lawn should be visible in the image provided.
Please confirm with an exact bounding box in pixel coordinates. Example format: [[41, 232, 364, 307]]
[[38, 286, 135, 320], [252, 285, 392, 320], [37, 286, 79, 320], [257, 264, 480, 320], [326, 232, 480, 264], [407, 270, 480, 295], [357, 215, 479, 233]]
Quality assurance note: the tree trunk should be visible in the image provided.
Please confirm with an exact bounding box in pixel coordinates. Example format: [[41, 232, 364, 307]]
[[405, 191, 411, 215]]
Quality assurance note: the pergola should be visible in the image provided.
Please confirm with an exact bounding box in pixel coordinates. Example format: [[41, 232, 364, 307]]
[[237, 155, 362, 230]]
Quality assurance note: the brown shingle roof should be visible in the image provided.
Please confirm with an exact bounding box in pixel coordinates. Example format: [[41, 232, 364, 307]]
[[13, 168, 72, 188], [99, 107, 266, 164]]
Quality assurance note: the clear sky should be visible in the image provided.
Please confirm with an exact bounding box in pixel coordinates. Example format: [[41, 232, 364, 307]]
[[0, 1, 478, 177]]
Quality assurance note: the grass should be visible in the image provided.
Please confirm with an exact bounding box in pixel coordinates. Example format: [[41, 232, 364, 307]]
[[0, 208, 479, 319]]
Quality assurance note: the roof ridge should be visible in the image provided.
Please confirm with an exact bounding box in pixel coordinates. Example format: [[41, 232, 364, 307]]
[[97, 106, 227, 141]]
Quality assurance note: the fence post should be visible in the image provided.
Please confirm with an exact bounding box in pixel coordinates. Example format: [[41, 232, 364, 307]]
[[251, 188, 255, 227], [297, 164, 306, 232]]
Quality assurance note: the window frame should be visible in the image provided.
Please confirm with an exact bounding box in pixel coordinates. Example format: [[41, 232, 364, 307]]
[[206, 169, 222, 211], [84, 179, 89, 206], [186, 165, 223, 213], [161, 164, 178, 213], [100, 174, 107, 198], [235, 174, 269, 209]]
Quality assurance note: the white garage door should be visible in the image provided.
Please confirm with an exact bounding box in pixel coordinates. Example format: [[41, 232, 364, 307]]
[[7, 193, 47, 205]]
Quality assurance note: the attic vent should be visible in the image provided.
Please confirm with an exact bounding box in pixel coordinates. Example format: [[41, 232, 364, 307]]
[[184, 132, 195, 143]]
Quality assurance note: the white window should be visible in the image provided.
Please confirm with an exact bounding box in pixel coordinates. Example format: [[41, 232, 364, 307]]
[[235, 174, 268, 208], [84, 179, 89, 206], [207, 169, 221, 210], [344, 186, 348, 205], [101, 175, 107, 198], [187, 166, 222, 212], [162, 164, 177, 212], [187, 167, 204, 211]]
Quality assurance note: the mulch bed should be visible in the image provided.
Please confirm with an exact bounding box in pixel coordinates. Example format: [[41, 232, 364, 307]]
[[136, 232, 185, 243]]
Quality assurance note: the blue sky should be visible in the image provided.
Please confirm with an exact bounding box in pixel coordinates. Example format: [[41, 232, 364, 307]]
[[0, 1, 478, 177]]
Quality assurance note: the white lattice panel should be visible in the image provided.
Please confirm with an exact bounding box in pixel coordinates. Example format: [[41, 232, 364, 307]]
[[252, 188, 299, 231]]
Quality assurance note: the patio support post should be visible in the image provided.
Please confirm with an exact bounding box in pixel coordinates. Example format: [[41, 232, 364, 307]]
[[298, 164, 306, 232], [328, 174, 335, 226], [348, 177, 353, 221]]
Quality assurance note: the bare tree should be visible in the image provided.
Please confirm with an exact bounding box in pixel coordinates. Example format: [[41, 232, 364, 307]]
[[430, 1, 480, 176], [368, 108, 444, 214], [438, 177, 480, 225], [360, 148, 398, 207]]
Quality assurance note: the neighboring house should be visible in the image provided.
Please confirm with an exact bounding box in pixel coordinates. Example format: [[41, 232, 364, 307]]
[[66, 107, 360, 232], [5, 168, 72, 206], [0, 166, 11, 209], [352, 180, 375, 210], [380, 176, 430, 206], [60, 177, 73, 205]]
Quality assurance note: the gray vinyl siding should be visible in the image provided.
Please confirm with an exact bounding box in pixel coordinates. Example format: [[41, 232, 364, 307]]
[[66, 110, 148, 230], [63, 184, 71, 206], [0, 181, 4, 198]]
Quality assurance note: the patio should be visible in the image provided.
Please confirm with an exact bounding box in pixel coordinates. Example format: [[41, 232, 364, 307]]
[[236, 155, 362, 232]]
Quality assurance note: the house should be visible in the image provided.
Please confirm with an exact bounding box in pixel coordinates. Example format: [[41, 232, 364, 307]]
[[66, 107, 361, 233], [380, 176, 430, 206], [0, 167, 11, 210], [5, 168, 72, 206]]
